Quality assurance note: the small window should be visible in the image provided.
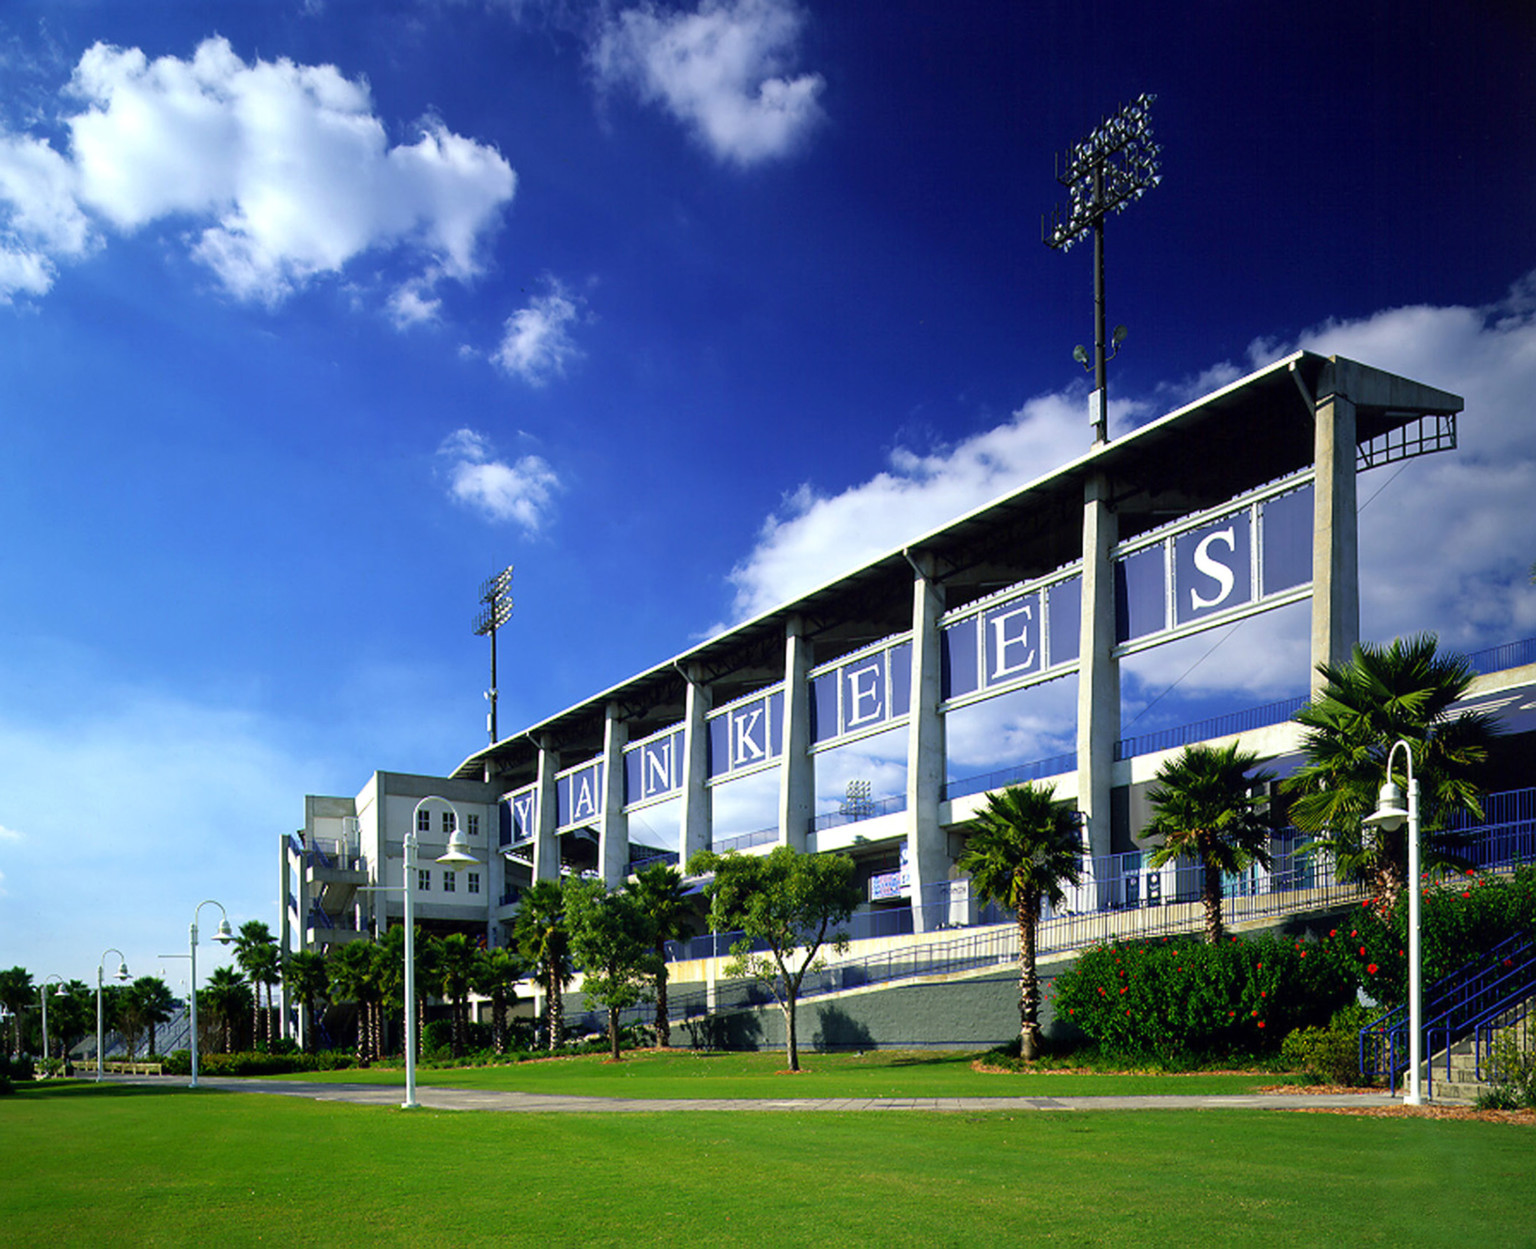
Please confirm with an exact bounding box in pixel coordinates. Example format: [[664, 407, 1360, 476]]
[[467, 872, 481, 895], [417, 809, 431, 833], [467, 813, 480, 838], [441, 810, 456, 834], [443, 871, 456, 894], [417, 868, 431, 892]]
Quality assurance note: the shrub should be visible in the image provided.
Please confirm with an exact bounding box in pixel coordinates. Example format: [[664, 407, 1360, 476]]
[[0, 1055, 35, 1083], [1053, 933, 1353, 1064], [1280, 1003, 1376, 1086], [162, 1049, 358, 1077], [1476, 1033, 1536, 1111]]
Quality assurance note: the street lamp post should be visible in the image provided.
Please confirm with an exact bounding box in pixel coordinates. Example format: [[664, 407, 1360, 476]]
[[188, 901, 235, 1090], [96, 949, 129, 1081], [1364, 738, 1423, 1104], [399, 795, 481, 1109], [39, 975, 66, 1068]]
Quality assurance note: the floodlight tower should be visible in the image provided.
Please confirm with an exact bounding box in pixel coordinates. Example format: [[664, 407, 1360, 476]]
[[473, 565, 515, 744], [1044, 93, 1161, 445]]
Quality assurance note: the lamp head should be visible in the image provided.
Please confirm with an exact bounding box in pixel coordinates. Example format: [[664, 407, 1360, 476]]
[[54, 983, 69, 998], [437, 828, 481, 870], [1364, 779, 1408, 833], [1072, 344, 1090, 368], [212, 919, 235, 945], [115, 961, 130, 982]]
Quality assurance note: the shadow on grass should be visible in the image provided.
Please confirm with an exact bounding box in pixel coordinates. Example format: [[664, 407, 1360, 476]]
[[10, 1079, 213, 1101]]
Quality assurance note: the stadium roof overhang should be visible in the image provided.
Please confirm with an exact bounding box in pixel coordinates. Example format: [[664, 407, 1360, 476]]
[[452, 351, 1462, 784]]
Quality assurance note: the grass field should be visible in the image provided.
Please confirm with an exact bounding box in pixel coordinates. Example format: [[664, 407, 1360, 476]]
[[277, 1047, 1310, 1099], [4, 1079, 1533, 1247]]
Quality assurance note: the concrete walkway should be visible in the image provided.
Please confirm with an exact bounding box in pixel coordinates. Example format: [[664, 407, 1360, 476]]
[[108, 1075, 1402, 1114]]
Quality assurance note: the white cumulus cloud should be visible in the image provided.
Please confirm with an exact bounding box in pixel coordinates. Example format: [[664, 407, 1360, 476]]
[[438, 428, 562, 530], [494, 283, 583, 384], [0, 37, 515, 307], [592, 0, 825, 167]]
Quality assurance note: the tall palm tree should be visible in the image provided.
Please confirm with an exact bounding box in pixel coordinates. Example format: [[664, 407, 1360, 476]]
[[1285, 634, 1500, 911], [958, 783, 1082, 1060], [283, 951, 330, 1053], [628, 863, 694, 1048], [432, 934, 484, 1058], [233, 921, 280, 1048], [328, 939, 381, 1061], [0, 967, 34, 1059], [1145, 742, 1274, 945], [127, 977, 176, 1057], [476, 948, 527, 1055], [199, 966, 251, 1054], [513, 879, 574, 1051]]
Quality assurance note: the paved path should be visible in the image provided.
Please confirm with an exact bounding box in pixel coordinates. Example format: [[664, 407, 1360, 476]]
[[108, 1075, 1402, 1114]]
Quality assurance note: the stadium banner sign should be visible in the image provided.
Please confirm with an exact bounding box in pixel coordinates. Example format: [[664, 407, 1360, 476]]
[[624, 724, 687, 809], [501, 783, 538, 844], [707, 686, 785, 782], [810, 635, 912, 750], [1114, 476, 1313, 653], [556, 757, 605, 828], [940, 571, 1081, 709]]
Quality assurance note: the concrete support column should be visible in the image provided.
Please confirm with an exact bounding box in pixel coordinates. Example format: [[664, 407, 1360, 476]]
[[600, 703, 629, 887], [1311, 388, 1359, 691], [1076, 470, 1120, 865], [905, 550, 948, 933], [680, 667, 712, 866], [533, 739, 560, 881], [278, 834, 294, 1041], [778, 616, 813, 852]]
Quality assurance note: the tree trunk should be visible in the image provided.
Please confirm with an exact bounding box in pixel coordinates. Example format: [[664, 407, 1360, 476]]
[[1202, 858, 1225, 945], [784, 996, 800, 1072], [546, 969, 564, 1051], [492, 989, 506, 1055], [608, 1007, 621, 1061], [1018, 904, 1040, 1060], [655, 952, 670, 1049]]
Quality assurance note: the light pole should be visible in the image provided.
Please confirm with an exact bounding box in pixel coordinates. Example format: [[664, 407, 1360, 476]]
[[188, 901, 235, 1090], [1364, 739, 1423, 1104], [39, 975, 66, 1069], [96, 949, 129, 1081], [398, 795, 481, 1109]]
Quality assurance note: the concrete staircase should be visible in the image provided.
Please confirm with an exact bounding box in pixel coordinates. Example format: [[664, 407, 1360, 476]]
[[1422, 996, 1534, 1105]]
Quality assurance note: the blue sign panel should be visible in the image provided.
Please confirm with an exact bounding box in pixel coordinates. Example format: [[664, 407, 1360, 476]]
[[556, 760, 604, 827], [1116, 546, 1166, 643], [810, 639, 916, 748], [984, 593, 1042, 684], [624, 728, 685, 806], [1173, 513, 1252, 626], [707, 689, 784, 780], [889, 641, 912, 717], [1261, 483, 1312, 594], [504, 785, 538, 842], [1048, 578, 1080, 664], [941, 617, 981, 700], [941, 575, 1080, 701]]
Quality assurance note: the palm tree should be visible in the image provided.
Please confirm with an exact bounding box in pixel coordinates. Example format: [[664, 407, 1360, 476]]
[[1145, 742, 1274, 945], [233, 921, 281, 1049], [958, 783, 1082, 1060], [126, 977, 176, 1057], [628, 864, 694, 1049], [283, 951, 329, 1053], [432, 934, 484, 1058], [328, 939, 382, 1061], [0, 967, 34, 1058], [199, 966, 252, 1054], [513, 879, 574, 1051], [476, 948, 527, 1055], [1285, 634, 1500, 911]]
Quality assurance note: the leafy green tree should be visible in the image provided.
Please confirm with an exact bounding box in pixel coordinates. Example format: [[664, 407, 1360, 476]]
[[475, 947, 527, 1055], [958, 783, 1083, 1060], [0, 968, 34, 1059], [687, 846, 862, 1073], [1285, 634, 1500, 911], [514, 880, 575, 1051], [1145, 742, 1274, 946], [233, 921, 281, 1049], [121, 977, 176, 1058], [44, 981, 93, 1065], [198, 966, 251, 1054], [431, 933, 485, 1058], [628, 863, 694, 1049], [327, 940, 382, 1061], [565, 879, 657, 1061], [283, 951, 329, 1053]]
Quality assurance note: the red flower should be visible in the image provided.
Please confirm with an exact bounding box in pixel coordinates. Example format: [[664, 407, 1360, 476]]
[[1360, 947, 1367, 957], [1119, 987, 1127, 995], [1462, 891, 1471, 899], [1260, 990, 1267, 997], [1257, 1021, 1266, 1029], [1300, 951, 1307, 958], [1330, 930, 1338, 938], [1251, 1010, 1259, 1017], [1367, 963, 1379, 975], [1257, 963, 1263, 970], [1125, 1009, 1131, 1016], [1350, 930, 1357, 938]]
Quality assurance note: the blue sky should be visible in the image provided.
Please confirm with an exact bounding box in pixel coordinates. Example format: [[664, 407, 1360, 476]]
[[1, 0, 1533, 984]]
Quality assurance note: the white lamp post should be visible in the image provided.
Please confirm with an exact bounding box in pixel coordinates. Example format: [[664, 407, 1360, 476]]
[[188, 901, 235, 1090], [39, 975, 66, 1069], [96, 949, 129, 1081], [1364, 738, 1423, 1105], [398, 795, 481, 1109]]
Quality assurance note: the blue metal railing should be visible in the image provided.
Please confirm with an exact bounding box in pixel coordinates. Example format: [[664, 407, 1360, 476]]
[[1467, 635, 1536, 675], [1115, 696, 1308, 761], [812, 793, 907, 833], [710, 825, 779, 854], [628, 848, 680, 873], [944, 753, 1076, 803]]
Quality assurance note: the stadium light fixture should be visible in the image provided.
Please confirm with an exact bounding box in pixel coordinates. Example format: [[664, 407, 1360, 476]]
[[473, 565, 515, 745]]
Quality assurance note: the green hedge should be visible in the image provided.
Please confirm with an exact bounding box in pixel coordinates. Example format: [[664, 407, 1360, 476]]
[[1052, 933, 1354, 1063], [162, 1050, 360, 1076]]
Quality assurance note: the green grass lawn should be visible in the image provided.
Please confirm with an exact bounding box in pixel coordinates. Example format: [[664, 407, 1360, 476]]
[[3, 1081, 1531, 1246], [274, 1047, 1310, 1099]]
